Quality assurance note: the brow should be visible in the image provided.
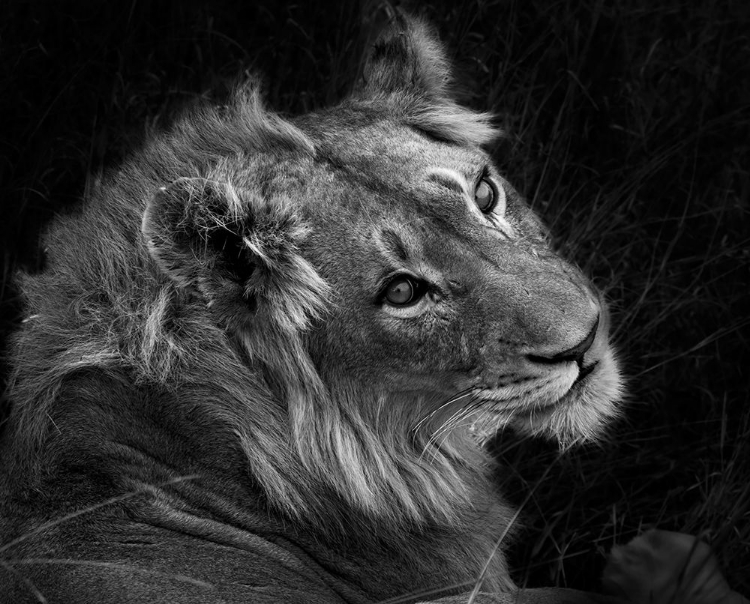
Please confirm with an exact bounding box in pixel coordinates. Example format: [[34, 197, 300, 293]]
[[425, 169, 467, 196], [378, 227, 409, 263]]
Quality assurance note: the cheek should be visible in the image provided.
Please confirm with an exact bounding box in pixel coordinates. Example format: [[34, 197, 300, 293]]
[[355, 310, 480, 374], [309, 288, 482, 383], [434, 312, 482, 372]]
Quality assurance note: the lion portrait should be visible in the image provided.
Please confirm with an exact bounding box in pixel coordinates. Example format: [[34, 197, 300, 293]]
[[5, 11, 740, 604]]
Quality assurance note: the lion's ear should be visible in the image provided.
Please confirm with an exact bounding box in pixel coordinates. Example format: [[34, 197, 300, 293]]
[[359, 14, 454, 103], [142, 177, 326, 331], [142, 177, 254, 291], [357, 14, 498, 147]]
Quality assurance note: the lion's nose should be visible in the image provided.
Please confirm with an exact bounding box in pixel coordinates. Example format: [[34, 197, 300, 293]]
[[526, 316, 599, 368]]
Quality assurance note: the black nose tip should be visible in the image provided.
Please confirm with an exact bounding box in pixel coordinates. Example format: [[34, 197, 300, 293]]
[[527, 317, 599, 366]]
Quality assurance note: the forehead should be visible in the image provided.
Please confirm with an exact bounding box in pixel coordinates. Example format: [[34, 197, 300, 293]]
[[296, 114, 492, 225], [329, 118, 486, 181], [277, 109, 548, 311]]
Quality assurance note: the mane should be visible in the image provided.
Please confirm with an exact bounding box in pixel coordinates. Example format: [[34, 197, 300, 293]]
[[8, 79, 313, 453], [7, 79, 506, 537], [5, 22, 517, 590]]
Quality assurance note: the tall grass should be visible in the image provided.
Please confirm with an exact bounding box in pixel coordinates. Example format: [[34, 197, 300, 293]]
[[1, 0, 748, 594]]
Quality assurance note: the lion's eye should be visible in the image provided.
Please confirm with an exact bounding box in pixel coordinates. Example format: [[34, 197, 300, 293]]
[[475, 178, 499, 213], [383, 276, 423, 306]]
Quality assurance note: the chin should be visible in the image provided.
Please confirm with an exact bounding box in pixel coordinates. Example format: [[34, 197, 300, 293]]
[[512, 348, 624, 448]]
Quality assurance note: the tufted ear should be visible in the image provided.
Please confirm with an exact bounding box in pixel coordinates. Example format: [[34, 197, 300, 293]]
[[356, 13, 499, 147], [142, 177, 328, 334], [360, 14, 454, 103], [143, 178, 246, 289]]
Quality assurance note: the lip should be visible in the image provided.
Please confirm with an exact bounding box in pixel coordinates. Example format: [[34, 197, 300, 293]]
[[471, 360, 600, 416], [573, 361, 598, 387], [516, 361, 600, 413]]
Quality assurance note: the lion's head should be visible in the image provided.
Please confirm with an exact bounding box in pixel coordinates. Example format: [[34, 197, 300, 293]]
[[4, 15, 623, 598], [142, 15, 621, 516]]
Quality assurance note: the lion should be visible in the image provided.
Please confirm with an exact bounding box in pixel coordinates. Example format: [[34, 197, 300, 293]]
[[3, 13, 736, 604]]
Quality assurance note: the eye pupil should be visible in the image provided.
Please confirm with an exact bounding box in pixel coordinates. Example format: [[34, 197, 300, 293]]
[[475, 179, 495, 212], [385, 278, 417, 306]]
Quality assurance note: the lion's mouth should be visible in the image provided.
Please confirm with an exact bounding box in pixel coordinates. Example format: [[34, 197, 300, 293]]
[[572, 360, 598, 387], [466, 345, 621, 446], [471, 360, 600, 425], [534, 359, 599, 408], [485, 359, 600, 405]]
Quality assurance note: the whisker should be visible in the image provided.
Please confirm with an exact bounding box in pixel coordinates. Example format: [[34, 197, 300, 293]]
[[425, 398, 478, 447], [412, 388, 475, 436], [421, 408, 471, 462], [421, 395, 484, 461], [429, 398, 482, 445], [421, 411, 466, 462], [432, 416, 482, 453]]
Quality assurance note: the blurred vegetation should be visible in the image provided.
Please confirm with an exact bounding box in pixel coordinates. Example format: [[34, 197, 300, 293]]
[[1, 0, 748, 595]]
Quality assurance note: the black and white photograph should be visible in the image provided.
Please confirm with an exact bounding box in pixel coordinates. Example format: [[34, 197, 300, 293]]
[[1, 1, 748, 602]]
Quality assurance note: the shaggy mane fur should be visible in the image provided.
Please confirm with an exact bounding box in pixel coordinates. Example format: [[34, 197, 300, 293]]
[[8, 81, 317, 470], [7, 20, 506, 549], [2, 15, 622, 601]]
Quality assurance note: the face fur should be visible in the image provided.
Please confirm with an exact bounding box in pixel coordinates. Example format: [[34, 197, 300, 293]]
[[258, 115, 622, 450]]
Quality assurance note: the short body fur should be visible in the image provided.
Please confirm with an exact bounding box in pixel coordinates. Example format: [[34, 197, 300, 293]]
[[0, 16, 623, 604]]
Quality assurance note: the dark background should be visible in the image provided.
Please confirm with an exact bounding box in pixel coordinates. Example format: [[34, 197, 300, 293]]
[[1, 0, 748, 593]]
